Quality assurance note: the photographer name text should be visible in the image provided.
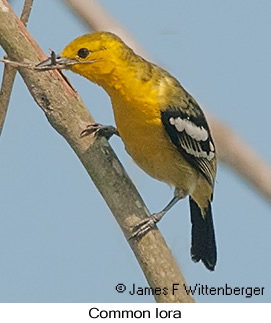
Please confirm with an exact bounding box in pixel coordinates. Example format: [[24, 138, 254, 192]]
[[115, 283, 264, 298]]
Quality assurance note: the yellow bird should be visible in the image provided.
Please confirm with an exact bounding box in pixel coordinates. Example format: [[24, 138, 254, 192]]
[[38, 32, 217, 271]]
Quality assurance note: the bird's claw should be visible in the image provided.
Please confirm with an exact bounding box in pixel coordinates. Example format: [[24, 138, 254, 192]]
[[129, 217, 157, 240], [80, 123, 102, 137], [80, 123, 118, 139]]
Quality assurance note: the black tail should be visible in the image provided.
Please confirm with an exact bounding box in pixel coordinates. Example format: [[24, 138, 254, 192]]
[[189, 197, 217, 271]]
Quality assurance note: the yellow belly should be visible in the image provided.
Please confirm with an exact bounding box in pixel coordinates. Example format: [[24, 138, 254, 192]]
[[112, 99, 198, 194]]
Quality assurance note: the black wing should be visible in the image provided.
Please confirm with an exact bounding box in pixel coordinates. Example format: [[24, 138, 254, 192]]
[[161, 104, 216, 186]]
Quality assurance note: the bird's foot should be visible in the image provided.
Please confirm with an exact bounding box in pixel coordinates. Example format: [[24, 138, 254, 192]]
[[129, 212, 164, 240], [80, 123, 119, 139]]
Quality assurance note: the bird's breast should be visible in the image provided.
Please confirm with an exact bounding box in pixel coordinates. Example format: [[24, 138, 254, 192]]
[[110, 96, 197, 192]]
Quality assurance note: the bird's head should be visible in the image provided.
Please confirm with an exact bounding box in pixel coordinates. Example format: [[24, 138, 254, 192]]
[[38, 32, 130, 84]]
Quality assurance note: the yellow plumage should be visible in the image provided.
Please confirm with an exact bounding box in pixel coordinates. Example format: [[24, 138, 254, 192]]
[[39, 32, 217, 270]]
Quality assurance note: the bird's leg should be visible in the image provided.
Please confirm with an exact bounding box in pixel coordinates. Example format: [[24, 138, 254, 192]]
[[80, 123, 119, 140], [129, 195, 180, 239]]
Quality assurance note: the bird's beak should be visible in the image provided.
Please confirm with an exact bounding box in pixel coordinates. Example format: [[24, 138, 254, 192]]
[[36, 51, 97, 71], [36, 53, 78, 71]]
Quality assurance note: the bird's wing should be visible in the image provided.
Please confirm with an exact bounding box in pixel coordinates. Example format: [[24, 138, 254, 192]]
[[161, 103, 216, 186]]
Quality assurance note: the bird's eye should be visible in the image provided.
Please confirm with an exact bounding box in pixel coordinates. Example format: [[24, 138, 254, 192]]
[[77, 48, 90, 58]]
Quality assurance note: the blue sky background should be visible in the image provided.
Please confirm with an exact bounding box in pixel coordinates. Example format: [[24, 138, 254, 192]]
[[0, 0, 270, 303]]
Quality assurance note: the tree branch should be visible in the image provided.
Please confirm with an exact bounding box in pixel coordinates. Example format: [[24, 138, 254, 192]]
[[64, 0, 147, 58], [0, 0, 194, 303], [209, 116, 271, 201], [20, 0, 34, 24], [64, 0, 271, 203], [0, 64, 16, 135], [0, 0, 33, 135]]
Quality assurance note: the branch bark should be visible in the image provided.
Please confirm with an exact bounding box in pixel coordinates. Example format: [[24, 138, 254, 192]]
[[64, 0, 271, 203], [0, 0, 33, 135], [0, 0, 194, 303]]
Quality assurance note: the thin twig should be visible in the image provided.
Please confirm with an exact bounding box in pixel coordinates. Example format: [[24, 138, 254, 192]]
[[0, 0, 33, 135], [20, 0, 34, 23], [0, 57, 98, 71], [209, 116, 271, 201], [0, 58, 38, 69], [64, 0, 148, 58]]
